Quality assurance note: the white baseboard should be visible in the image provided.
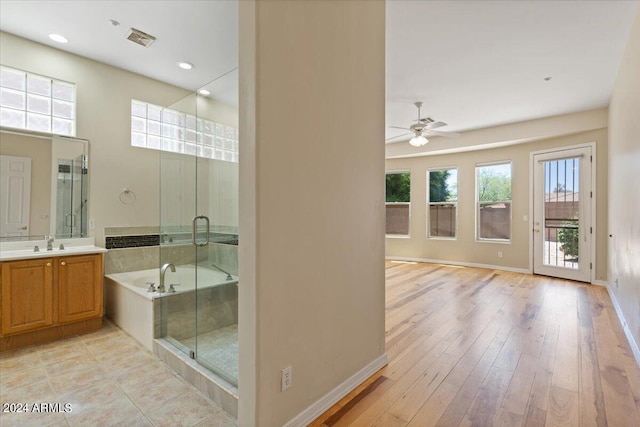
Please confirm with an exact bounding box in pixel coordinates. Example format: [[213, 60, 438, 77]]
[[607, 286, 640, 368], [592, 280, 608, 287], [283, 353, 388, 427], [386, 256, 530, 274]]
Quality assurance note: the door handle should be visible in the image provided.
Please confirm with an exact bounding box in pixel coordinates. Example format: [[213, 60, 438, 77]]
[[192, 215, 210, 247], [533, 228, 540, 232], [20, 225, 28, 230]]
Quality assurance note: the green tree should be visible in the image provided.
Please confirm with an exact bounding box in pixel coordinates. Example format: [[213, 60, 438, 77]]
[[429, 170, 451, 202], [558, 217, 579, 259], [478, 168, 511, 202], [386, 173, 410, 202]]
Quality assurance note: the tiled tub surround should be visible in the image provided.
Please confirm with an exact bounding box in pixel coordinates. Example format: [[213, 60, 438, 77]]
[[104, 244, 208, 275], [0, 319, 236, 427], [104, 265, 238, 417], [104, 265, 237, 350], [103, 226, 237, 275]]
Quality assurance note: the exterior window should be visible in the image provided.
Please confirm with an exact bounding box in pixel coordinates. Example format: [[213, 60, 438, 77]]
[[0, 66, 76, 136], [386, 172, 410, 236], [477, 162, 512, 241], [131, 100, 238, 163], [428, 168, 457, 238]]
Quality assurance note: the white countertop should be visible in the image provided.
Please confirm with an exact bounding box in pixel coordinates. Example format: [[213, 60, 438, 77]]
[[0, 237, 107, 262]]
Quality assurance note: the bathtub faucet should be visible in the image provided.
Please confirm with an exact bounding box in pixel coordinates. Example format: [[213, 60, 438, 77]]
[[211, 263, 233, 281], [159, 263, 176, 293]]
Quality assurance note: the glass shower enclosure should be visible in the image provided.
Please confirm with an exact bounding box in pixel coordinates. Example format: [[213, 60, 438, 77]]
[[53, 136, 87, 238], [157, 71, 239, 386]]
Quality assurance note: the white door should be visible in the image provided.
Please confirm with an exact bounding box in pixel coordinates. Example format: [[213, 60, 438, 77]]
[[533, 147, 592, 282], [0, 155, 32, 237]]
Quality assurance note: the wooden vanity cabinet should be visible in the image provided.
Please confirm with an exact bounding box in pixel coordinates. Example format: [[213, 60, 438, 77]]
[[1, 258, 55, 335], [0, 253, 103, 350], [57, 254, 103, 324]]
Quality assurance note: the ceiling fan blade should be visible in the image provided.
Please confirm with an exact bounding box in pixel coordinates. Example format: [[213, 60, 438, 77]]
[[389, 125, 412, 131], [385, 132, 413, 142], [423, 121, 447, 130], [424, 130, 460, 138]]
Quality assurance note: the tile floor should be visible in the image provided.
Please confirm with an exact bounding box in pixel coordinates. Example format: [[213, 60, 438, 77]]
[[180, 325, 238, 383], [0, 319, 237, 427]]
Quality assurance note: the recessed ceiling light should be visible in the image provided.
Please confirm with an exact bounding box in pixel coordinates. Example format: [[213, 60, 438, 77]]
[[198, 89, 211, 96], [544, 76, 552, 81], [48, 34, 68, 43], [177, 61, 194, 70], [108, 19, 120, 27]]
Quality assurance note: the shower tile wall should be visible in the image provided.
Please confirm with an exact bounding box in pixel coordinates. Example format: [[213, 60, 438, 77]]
[[104, 227, 237, 275], [154, 283, 238, 341], [208, 243, 238, 276]]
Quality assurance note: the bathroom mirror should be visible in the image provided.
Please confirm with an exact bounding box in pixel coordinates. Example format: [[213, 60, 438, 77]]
[[0, 127, 89, 240]]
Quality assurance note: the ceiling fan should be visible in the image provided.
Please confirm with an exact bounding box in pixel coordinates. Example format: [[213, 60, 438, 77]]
[[387, 102, 459, 146]]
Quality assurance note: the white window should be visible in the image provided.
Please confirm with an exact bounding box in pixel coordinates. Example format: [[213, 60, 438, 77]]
[[477, 162, 512, 241], [386, 171, 410, 236], [428, 168, 457, 238], [131, 100, 238, 163], [0, 66, 76, 136]]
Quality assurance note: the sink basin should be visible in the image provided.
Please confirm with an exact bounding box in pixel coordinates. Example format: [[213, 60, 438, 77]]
[[0, 237, 107, 262]]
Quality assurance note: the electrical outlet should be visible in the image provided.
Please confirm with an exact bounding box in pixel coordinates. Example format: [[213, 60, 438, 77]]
[[281, 366, 292, 391], [498, 251, 503, 258], [89, 219, 96, 230]]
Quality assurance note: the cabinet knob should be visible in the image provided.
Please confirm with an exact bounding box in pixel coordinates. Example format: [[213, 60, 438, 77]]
[[46, 262, 51, 267], [60, 261, 66, 266]]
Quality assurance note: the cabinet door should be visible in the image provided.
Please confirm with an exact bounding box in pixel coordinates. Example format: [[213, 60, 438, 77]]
[[1, 258, 54, 335], [57, 254, 103, 324]]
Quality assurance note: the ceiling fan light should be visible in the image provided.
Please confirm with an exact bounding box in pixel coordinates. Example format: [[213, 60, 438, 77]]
[[409, 135, 428, 147]]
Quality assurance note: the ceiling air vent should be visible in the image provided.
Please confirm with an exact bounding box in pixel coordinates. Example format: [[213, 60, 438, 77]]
[[126, 28, 156, 47]]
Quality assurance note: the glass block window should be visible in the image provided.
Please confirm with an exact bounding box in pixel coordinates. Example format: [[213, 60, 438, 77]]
[[0, 66, 76, 136], [131, 100, 238, 163]]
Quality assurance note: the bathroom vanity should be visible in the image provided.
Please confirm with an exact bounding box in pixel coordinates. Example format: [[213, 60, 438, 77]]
[[0, 238, 107, 351]]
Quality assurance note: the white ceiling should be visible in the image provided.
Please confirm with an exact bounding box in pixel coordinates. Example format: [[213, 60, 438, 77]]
[[1, 1, 637, 141], [386, 0, 639, 140], [0, 0, 238, 95]]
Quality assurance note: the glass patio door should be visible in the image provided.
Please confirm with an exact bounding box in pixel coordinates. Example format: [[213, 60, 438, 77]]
[[533, 146, 592, 282]]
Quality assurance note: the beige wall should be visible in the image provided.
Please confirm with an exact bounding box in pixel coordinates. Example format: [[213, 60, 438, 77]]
[[0, 133, 51, 236], [0, 31, 191, 246], [608, 7, 640, 355], [239, 1, 386, 425], [386, 126, 608, 282]]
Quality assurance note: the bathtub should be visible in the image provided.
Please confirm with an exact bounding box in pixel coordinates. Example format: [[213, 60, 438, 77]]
[[104, 265, 237, 351]]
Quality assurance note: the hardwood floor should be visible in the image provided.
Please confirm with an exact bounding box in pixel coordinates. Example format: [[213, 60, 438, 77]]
[[311, 261, 640, 426]]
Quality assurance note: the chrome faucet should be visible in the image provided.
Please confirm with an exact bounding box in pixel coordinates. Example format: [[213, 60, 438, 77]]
[[45, 235, 54, 251], [159, 263, 176, 293]]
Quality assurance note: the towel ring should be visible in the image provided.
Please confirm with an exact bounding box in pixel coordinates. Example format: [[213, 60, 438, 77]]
[[119, 188, 136, 204]]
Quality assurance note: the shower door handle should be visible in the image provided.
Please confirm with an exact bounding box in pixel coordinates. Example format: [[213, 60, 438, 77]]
[[192, 215, 210, 247]]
